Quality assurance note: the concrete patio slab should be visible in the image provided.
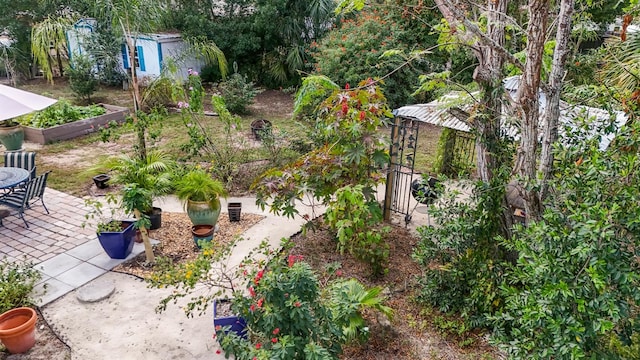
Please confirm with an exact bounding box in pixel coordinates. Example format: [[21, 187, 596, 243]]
[[55, 262, 106, 288]]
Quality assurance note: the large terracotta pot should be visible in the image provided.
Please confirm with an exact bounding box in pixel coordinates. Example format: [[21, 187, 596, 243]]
[[0, 307, 37, 354], [186, 198, 221, 226], [0, 124, 24, 151]]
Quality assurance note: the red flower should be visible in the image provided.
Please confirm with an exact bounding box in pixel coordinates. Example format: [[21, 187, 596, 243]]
[[250, 304, 256, 312], [249, 286, 256, 297], [287, 254, 304, 267], [359, 111, 366, 121], [342, 102, 348, 115], [255, 343, 262, 350], [215, 325, 221, 331], [272, 337, 278, 343], [345, 83, 350, 90], [272, 328, 280, 335], [257, 298, 264, 308], [294, 301, 301, 307], [254, 270, 265, 285], [216, 349, 222, 354]]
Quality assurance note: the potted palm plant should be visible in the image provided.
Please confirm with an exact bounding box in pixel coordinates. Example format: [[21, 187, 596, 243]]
[[103, 150, 174, 230], [175, 169, 227, 227]]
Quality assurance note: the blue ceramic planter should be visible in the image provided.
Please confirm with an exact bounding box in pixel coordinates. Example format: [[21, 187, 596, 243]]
[[213, 299, 247, 339], [97, 221, 135, 259]]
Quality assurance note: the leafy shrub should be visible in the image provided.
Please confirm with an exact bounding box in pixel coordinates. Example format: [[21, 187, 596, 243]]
[[66, 54, 99, 102], [325, 185, 390, 276], [142, 77, 175, 110], [254, 77, 392, 222], [0, 259, 42, 314], [491, 118, 640, 359], [17, 100, 106, 128], [218, 72, 258, 114], [412, 178, 512, 326], [175, 72, 248, 186], [216, 244, 393, 359]]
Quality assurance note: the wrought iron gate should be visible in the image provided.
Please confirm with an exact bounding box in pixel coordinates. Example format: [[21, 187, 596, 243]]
[[383, 117, 420, 223]]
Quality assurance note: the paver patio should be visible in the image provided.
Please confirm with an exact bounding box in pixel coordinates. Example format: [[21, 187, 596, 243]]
[[0, 188, 95, 264], [1, 187, 153, 305]]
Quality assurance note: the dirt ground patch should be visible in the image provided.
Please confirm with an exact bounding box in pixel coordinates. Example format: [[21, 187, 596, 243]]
[[113, 212, 265, 279]]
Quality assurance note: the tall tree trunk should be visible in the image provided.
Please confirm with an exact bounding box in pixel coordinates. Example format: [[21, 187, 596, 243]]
[[515, 0, 550, 222], [126, 37, 147, 161], [436, 0, 514, 237], [133, 209, 155, 263], [539, 0, 575, 201]]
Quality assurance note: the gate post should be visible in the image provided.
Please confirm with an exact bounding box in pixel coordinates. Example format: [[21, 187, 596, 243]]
[[383, 117, 401, 221]]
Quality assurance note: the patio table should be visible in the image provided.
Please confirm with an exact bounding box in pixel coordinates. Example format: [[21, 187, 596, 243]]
[[0, 167, 30, 190]]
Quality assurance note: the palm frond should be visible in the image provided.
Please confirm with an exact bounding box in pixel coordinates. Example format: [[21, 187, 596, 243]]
[[186, 37, 228, 79]]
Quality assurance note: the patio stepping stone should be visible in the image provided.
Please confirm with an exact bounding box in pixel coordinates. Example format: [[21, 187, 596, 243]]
[[76, 277, 116, 303]]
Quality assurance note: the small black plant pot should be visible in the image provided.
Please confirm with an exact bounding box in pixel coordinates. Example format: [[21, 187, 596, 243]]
[[227, 202, 242, 222], [144, 207, 162, 230], [93, 174, 111, 189], [250, 119, 272, 141]]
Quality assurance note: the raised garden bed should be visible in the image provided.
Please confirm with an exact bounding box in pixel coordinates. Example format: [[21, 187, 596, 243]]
[[23, 104, 129, 144]]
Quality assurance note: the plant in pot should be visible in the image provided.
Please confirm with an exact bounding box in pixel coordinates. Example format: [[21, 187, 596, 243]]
[[102, 151, 174, 231], [82, 195, 136, 260], [0, 259, 43, 354], [0, 118, 25, 151], [175, 169, 227, 228]]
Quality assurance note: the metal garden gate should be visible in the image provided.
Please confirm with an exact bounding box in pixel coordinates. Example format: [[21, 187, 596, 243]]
[[383, 117, 420, 223]]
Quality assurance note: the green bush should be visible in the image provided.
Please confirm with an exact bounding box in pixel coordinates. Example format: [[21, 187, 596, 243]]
[[325, 185, 390, 276], [217, 246, 392, 360], [412, 178, 511, 325], [491, 118, 640, 359], [218, 72, 258, 115], [142, 77, 175, 110], [66, 54, 99, 102], [0, 259, 42, 314], [310, 4, 438, 108]]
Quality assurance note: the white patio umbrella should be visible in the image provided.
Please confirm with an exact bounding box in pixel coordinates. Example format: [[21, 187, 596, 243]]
[[0, 84, 58, 121]]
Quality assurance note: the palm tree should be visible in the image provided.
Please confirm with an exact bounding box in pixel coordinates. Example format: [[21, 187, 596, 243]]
[[31, 15, 75, 83], [602, 33, 640, 96]]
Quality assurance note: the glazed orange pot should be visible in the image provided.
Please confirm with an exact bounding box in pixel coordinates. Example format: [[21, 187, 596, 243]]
[[0, 307, 37, 354]]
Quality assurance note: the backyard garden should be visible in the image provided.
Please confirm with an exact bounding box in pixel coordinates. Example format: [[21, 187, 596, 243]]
[[3, 0, 640, 359], [1, 77, 495, 360]]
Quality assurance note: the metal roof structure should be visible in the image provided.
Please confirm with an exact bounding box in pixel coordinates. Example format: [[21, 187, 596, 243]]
[[393, 76, 628, 150]]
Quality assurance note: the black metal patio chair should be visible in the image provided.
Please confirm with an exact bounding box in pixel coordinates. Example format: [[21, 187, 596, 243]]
[[0, 171, 50, 228]]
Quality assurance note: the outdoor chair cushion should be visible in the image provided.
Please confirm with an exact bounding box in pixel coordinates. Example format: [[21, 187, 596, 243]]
[[4, 151, 37, 180]]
